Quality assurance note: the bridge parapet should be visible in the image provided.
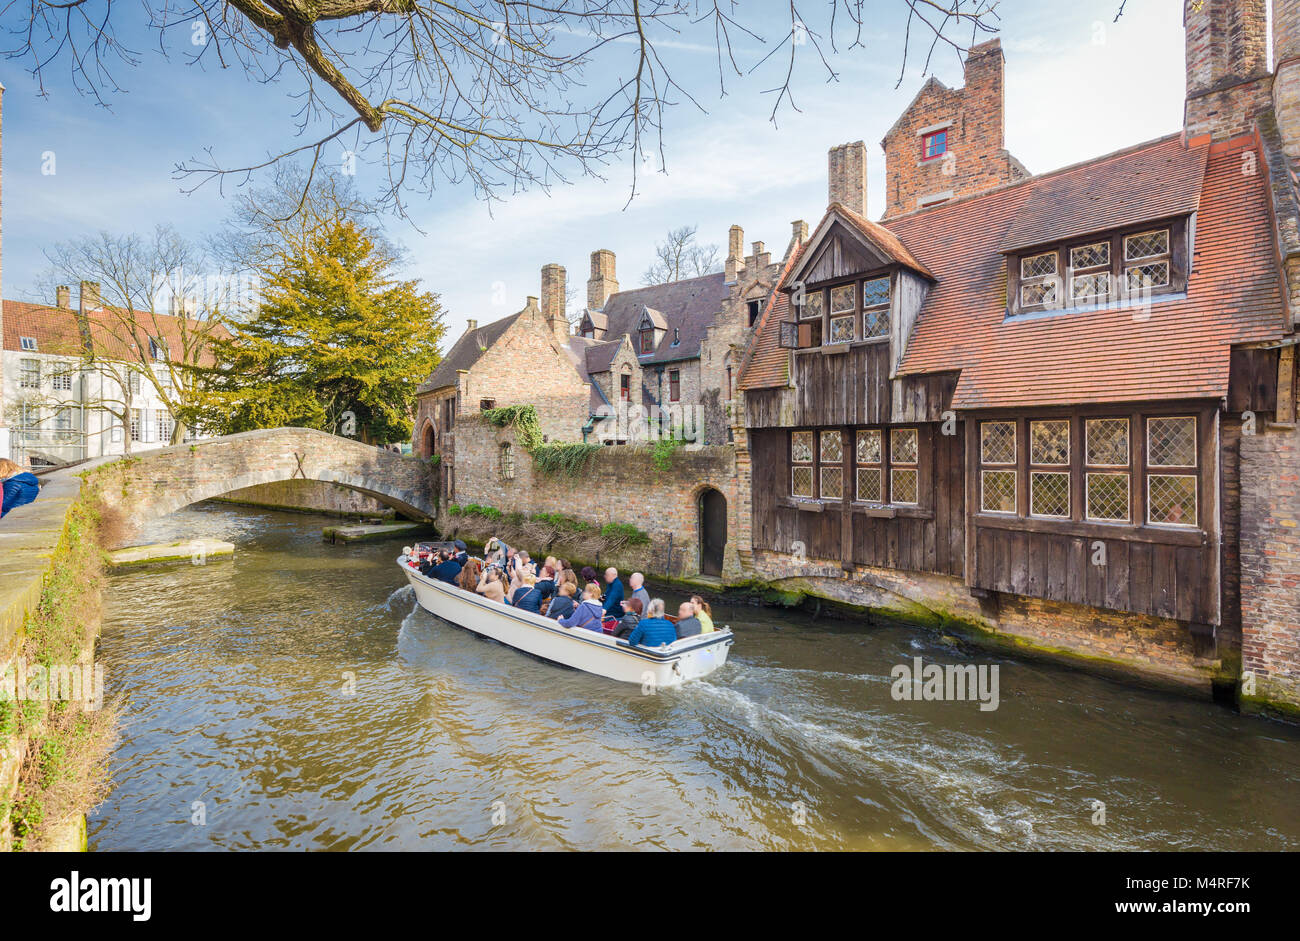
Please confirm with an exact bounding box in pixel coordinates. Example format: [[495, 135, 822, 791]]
[[90, 428, 436, 545]]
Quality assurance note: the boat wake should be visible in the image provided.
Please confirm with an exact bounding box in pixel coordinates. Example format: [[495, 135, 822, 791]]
[[385, 584, 415, 610]]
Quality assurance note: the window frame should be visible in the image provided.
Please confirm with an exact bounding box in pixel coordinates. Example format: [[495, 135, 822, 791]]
[[793, 271, 892, 351], [639, 327, 654, 354], [19, 358, 41, 389], [790, 430, 815, 499], [499, 442, 515, 481], [921, 128, 948, 161], [1008, 218, 1187, 317], [854, 429, 883, 504], [1145, 415, 1198, 528], [20, 336, 37, 352], [889, 428, 920, 506], [669, 369, 681, 403], [1028, 419, 1071, 519], [979, 420, 1018, 515]]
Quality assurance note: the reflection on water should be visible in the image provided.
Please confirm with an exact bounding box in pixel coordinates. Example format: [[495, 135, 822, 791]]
[[89, 503, 1300, 851]]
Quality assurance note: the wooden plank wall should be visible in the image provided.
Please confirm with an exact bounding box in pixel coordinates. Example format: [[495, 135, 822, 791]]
[[749, 426, 965, 578], [743, 347, 954, 429]]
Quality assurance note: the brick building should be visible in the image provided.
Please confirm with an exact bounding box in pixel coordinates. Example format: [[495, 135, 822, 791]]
[[879, 38, 1029, 218], [734, 0, 1300, 709]]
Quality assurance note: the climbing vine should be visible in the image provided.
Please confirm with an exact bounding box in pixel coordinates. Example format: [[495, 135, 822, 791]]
[[532, 442, 602, 477], [481, 405, 543, 452]]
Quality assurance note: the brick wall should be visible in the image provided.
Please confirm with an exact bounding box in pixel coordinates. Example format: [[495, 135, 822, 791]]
[[1183, 0, 1272, 143], [1240, 419, 1300, 709], [456, 304, 589, 444], [881, 39, 1027, 219], [446, 415, 743, 577]]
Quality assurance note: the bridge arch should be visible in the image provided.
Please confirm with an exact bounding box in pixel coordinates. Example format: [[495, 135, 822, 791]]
[[92, 427, 437, 545]]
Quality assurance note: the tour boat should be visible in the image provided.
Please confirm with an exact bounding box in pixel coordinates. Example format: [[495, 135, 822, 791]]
[[397, 549, 734, 686]]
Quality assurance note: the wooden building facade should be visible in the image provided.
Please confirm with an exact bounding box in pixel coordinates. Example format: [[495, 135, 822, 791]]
[[738, 133, 1292, 656]]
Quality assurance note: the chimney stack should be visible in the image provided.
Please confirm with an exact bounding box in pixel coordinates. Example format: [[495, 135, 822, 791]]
[[828, 142, 867, 216], [540, 263, 568, 344], [466, 318, 478, 334], [1183, 0, 1269, 141], [79, 280, 101, 313], [725, 225, 745, 282], [56, 285, 70, 309], [785, 220, 809, 260], [752, 241, 770, 269], [587, 249, 618, 310]]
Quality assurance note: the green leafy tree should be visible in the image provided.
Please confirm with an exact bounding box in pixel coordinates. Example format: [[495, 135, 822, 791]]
[[192, 217, 443, 443]]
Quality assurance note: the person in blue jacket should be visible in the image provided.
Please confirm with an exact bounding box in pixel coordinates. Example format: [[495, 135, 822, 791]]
[[429, 550, 462, 586], [626, 598, 677, 648], [602, 567, 625, 617], [559, 584, 606, 632], [0, 459, 39, 518], [510, 573, 545, 613]]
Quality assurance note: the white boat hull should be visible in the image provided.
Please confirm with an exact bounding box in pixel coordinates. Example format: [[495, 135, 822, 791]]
[[399, 557, 733, 687]]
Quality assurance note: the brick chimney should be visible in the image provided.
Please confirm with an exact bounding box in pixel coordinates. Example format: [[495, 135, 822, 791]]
[[540, 263, 568, 344], [880, 38, 1027, 218], [828, 142, 867, 216], [785, 220, 809, 260], [587, 249, 618, 310], [56, 285, 70, 309], [725, 225, 745, 282], [466, 318, 478, 334], [79, 280, 101, 313], [1184, 0, 1270, 142], [751, 241, 771, 269], [1273, 0, 1300, 156]]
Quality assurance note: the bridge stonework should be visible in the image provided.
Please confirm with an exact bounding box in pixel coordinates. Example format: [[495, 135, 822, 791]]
[[91, 428, 436, 544]]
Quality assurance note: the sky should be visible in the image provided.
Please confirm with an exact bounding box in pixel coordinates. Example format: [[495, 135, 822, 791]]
[[0, 1, 1197, 349]]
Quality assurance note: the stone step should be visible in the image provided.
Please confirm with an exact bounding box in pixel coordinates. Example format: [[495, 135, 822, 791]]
[[106, 538, 235, 568], [322, 521, 432, 543]]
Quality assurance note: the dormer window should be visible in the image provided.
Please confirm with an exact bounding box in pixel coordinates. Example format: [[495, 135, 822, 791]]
[[1009, 220, 1185, 317], [20, 337, 37, 352], [787, 274, 892, 349], [921, 129, 948, 161], [639, 328, 654, 354]]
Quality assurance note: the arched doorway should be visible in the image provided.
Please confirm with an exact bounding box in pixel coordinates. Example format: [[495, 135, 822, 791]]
[[698, 488, 727, 576], [420, 422, 435, 458]]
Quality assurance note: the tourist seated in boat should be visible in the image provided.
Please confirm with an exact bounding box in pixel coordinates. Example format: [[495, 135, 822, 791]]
[[629, 573, 651, 614], [453, 540, 469, 567], [615, 597, 642, 639], [476, 565, 507, 603], [457, 558, 482, 593], [690, 596, 715, 634], [558, 583, 606, 631], [556, 564, 578, 595], [0, 459, 39, 518], [626, 599, 677, 648], [602, 568, 624, 617], [426, 549, 462, 586], [579, 565, 600, 589], [674, 602, 703, 639], [510, 571, 546, 613], [546, 581, 577, 621], [535, 565, 557, 601]]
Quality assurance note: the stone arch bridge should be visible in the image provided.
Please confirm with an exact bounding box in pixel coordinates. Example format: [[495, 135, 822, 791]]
[[90, 427, 436, 544]]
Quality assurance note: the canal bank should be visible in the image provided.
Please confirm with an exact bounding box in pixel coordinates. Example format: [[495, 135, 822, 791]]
[[90, 501, 1300, 850], [0, 462, 120, 851]]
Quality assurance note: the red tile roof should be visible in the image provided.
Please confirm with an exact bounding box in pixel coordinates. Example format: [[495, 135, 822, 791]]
[[737, 242, 803, 391], [998, 137, 1208, 252], [739, 134, 1286, 408], [833, 203, 935, 279], [3, 300, 224, 365]]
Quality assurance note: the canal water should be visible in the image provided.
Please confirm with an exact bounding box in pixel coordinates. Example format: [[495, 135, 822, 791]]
[[89, 503, 1300, 851]]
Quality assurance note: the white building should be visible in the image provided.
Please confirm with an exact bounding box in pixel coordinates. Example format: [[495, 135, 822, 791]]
[[2, 283, 211, 466]]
